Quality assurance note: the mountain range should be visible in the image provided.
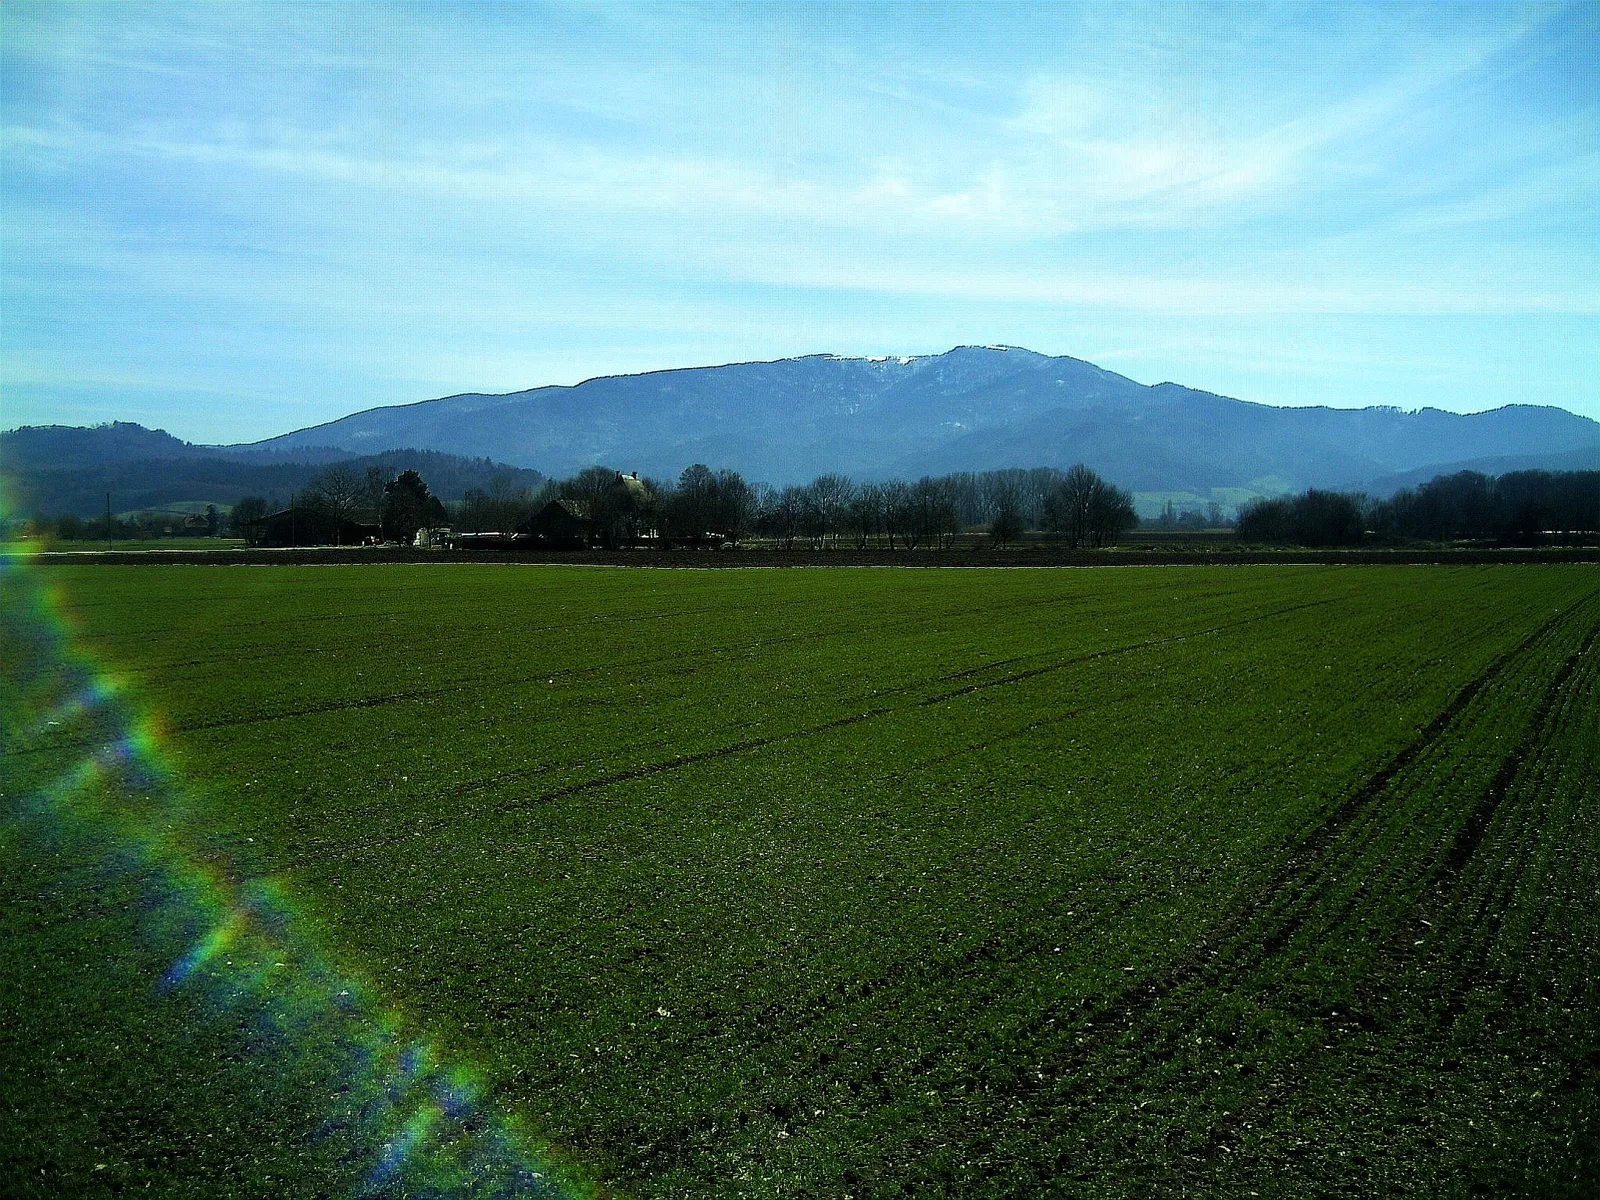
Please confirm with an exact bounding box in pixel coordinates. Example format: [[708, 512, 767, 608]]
[[4, 346, 1595, 515], [241, 346, 1597, 493]]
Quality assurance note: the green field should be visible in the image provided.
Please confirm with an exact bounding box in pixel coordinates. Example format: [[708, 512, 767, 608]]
[[10, 537, 249, 553], [3, 564, 1597, 1198]]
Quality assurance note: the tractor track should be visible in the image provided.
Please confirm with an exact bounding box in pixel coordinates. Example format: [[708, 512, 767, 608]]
[[302, 593, 1363, 859], [560, 596, 1597, 1183], [1188, 614, 1600, 1179], [872, 596, 1594, 1184], [917, 597, 1339, 706], [10, 585, 1106, 755]]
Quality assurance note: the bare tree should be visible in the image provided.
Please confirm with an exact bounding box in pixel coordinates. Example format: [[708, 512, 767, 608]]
[[567, 465, 643, 548], [771, 485, 804, 549], [748, 482, 777, 544], [714, 469, 755, 545], [303, 462, 367, 544], [363, 465, 390, 522], [807, 473, 853, 547], [796, 481, 826, 547], [1045, 464, 1136, 548], [1045, 463, 1096, 548], [880, 479, 910, 549], [847, 482, 884, 548], [1085, 476, 1137, 546], [229, 496, 268, 545], [668, 463, 717, 546], [928, 476, 962, 548], [989, 476, 1024, 547]]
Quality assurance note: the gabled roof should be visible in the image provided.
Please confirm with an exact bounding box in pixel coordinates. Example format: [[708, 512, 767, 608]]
[[616, 473, 650, 499], [538, 498, 591, 521], [262, 507, 377, 528]]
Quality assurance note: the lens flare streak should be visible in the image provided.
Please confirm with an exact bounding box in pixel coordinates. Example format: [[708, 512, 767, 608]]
[[1, 550, 600, 1199]]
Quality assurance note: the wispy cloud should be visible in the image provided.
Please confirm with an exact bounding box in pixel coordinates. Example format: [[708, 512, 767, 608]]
[[3, 0, 1596, 440], [710, 251, 1598, 317]]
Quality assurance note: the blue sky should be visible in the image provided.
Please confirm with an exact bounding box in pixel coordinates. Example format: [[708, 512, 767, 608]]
[[3, 1, 1597, 444]]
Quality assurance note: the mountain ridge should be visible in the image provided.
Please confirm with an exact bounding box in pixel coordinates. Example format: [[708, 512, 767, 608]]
[[5, 347, 1595, 503], [242, 343, 1596, 491], [235, 345, 1138, 453]]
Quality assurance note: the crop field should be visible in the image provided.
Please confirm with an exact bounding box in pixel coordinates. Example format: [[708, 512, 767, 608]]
[[3, 563, 1597, 1198]]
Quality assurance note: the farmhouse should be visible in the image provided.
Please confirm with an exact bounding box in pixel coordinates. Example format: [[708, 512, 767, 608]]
[[258, 507, 378, 547], [614, 471, 650, 502], [519, 473, 655, 548], [523, 499, 592, 548]]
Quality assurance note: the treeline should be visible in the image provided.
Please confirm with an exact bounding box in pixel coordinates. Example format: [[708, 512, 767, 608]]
[[1239, 470, 1598, 546], [39, 507, 222, 543], [4, 448, 545, 518], [229, 465, 450, 545], [458, 463, 1137, 548], [14, 460, 1139, 549]]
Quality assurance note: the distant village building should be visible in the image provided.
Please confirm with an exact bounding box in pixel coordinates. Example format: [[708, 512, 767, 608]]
[[516, 473, 654, 549], [522, 499, 592, 548], [258, 507, 379, 547], [614, 471, 650, 506]]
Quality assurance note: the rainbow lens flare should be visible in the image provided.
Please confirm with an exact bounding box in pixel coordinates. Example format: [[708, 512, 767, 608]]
[[1, 547, 603, 1198]]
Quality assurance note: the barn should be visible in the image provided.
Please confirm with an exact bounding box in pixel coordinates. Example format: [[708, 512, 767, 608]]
[[523, 499, 592, 548], [258, 507, 378, 547]]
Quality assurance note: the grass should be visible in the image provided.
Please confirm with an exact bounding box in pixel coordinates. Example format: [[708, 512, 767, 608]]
[[11, 537, 249, 552], [3, 563, 1597, 1198]]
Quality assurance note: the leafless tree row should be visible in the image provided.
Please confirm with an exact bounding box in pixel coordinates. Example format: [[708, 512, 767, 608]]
[[330, 459, 1140, 548]]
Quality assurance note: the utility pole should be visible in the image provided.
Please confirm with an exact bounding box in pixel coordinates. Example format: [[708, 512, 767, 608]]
[[106, 492, 112, 553]]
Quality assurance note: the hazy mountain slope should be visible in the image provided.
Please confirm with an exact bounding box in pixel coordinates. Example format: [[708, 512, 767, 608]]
[[0, 422, 352, 471], [1, 422, 204, 469], [12, 348, 1596, 498], [1363, 446, 1600, 496], [4, 447, 545, 517], [244, 347, 1150, 481], [241, 346, 1597, 489], [909, 385, 1600, 492], [898, 390, 1383, 490]]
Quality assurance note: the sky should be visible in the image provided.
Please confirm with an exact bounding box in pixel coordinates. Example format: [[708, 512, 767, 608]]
[[3, 0, 1597, 444]]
